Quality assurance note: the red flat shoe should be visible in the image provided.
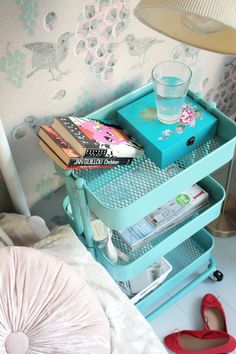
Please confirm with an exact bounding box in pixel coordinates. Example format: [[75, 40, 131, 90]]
[[201, 293, 227, 332], [164, 329, 236, 354]]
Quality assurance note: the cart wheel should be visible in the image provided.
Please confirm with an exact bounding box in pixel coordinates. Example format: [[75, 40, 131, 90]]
[[210, 270, 223, 282]]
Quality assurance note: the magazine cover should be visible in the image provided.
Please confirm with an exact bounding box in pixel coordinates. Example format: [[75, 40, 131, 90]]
[[118, 184, 209, 249]]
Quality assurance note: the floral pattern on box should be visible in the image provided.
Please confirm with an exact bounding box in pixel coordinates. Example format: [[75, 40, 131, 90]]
[[158, 103, 203, 141]]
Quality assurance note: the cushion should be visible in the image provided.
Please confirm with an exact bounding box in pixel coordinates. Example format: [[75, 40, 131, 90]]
[[0, 246, 110, 354]]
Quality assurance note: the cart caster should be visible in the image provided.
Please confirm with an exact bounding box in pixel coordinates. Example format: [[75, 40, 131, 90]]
[[210, 269, 224, 282]]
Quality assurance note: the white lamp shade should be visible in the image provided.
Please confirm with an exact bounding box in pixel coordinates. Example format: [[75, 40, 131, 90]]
[[134, 0, 236, 55]]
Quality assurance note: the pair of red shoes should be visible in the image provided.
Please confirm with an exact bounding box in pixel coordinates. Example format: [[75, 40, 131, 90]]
[[164, 293, 236, 353]]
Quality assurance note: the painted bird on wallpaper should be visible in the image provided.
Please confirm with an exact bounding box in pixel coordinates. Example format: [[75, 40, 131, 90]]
[[23, 32, 73, 81], [171, 44, 199, 66], [124, 34, 164, 68]]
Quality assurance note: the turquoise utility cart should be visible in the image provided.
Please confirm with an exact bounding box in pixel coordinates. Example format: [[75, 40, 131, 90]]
[[55, 82, 236, 320]]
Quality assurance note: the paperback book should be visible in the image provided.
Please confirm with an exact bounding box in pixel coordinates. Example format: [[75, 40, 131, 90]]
[[38, 125, 133, 167], [39, 140, 114, 170], [51, 116, 144, 158], [117, 184, 209, 250]]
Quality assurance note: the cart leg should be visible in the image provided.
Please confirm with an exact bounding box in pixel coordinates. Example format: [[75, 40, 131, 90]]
[[74, 178, 95, 258], [54, 164, 83, 236]]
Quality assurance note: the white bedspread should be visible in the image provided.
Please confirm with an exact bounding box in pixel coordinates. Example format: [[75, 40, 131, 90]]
[[0, 213, 168, 354]]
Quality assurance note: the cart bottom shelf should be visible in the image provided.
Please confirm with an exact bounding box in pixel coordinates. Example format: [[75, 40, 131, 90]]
[[145, 257, 216, 321], [129, 229, 215, 319]]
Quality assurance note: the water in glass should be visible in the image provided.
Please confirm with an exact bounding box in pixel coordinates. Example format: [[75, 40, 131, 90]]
[[154, 76, 186, 124]]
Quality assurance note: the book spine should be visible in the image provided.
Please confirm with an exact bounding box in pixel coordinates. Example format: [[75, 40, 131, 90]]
[[67, 157, 132, 167], [84, 149, 108, 158], [39, 125, 78, 157], [57, 117, 108, 157]]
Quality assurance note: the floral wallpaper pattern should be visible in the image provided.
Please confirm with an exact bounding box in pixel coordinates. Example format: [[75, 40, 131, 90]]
[[0, 43, 26, 88], [74, 87, 96, 116], [75, 1, 131, 81], [207, 57, 236, 120], [170, 44, 204, 93], [16, 0, 40, 36], [35, 173, 62, 200], [0, 0, 234, 213]]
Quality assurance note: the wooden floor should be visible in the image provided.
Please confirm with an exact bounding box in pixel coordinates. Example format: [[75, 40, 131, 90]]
[[151, 234, 236, 353]]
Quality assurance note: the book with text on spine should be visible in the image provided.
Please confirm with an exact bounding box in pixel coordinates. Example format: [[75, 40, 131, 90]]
[[51, 116, 144, 158], [38, 125, 133, 167], [38, 140, 116, 170]]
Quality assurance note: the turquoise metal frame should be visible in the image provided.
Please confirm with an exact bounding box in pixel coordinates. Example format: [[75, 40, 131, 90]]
[[137, 229, 215, 319], [62, 176, 224, 281], [55, 82, 236, 320], [66, 83, 235, 232]]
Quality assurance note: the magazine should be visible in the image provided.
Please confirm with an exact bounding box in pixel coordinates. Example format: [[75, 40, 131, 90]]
[[117, 184, 209, 250]]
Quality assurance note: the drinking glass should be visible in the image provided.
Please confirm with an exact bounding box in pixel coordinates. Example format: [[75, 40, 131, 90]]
[[152, 61, 192, 124]]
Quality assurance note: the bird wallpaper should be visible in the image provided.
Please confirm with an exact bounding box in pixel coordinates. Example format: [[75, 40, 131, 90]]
[[0, 0, 235, 214]]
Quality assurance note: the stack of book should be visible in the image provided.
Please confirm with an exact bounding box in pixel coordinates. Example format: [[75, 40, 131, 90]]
[[37, 116, 144, 170]]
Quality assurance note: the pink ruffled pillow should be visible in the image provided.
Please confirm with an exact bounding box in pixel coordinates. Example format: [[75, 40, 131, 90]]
[[0, 246, 110, 354]]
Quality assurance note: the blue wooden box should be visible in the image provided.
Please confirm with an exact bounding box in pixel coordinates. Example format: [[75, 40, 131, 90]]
[[117, 91, 217, 168]]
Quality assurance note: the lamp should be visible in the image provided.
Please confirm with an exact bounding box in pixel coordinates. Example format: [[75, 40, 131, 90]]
[[134, 0, 236, 55], [133, 0, 236, 237]]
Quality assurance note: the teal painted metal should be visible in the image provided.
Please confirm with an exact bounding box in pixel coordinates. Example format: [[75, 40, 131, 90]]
[[145, 256, 216, 320], [73, 178, 95, 256], [71, 141, 226, 231], [56, 82, 236, 320], [136, 229, 214, 316], [54, 164, 83, 236], [63, 176, 224, 281], [67, 83, 235, 231]]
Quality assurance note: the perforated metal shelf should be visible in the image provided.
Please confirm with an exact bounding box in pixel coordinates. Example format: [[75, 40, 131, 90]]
[[117, 234, 207, 301], [165, 235, 206, 278], [106, 203, 212, 266], [95, 226, 214, 282], [72, 137, 222, 209], [135, 229, 214, 316], [90, 175, 224, 281]]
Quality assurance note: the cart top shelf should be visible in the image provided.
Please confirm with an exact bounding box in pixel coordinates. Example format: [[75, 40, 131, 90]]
[[72, 137, 221, 209], [58, 83, 235, 230]]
